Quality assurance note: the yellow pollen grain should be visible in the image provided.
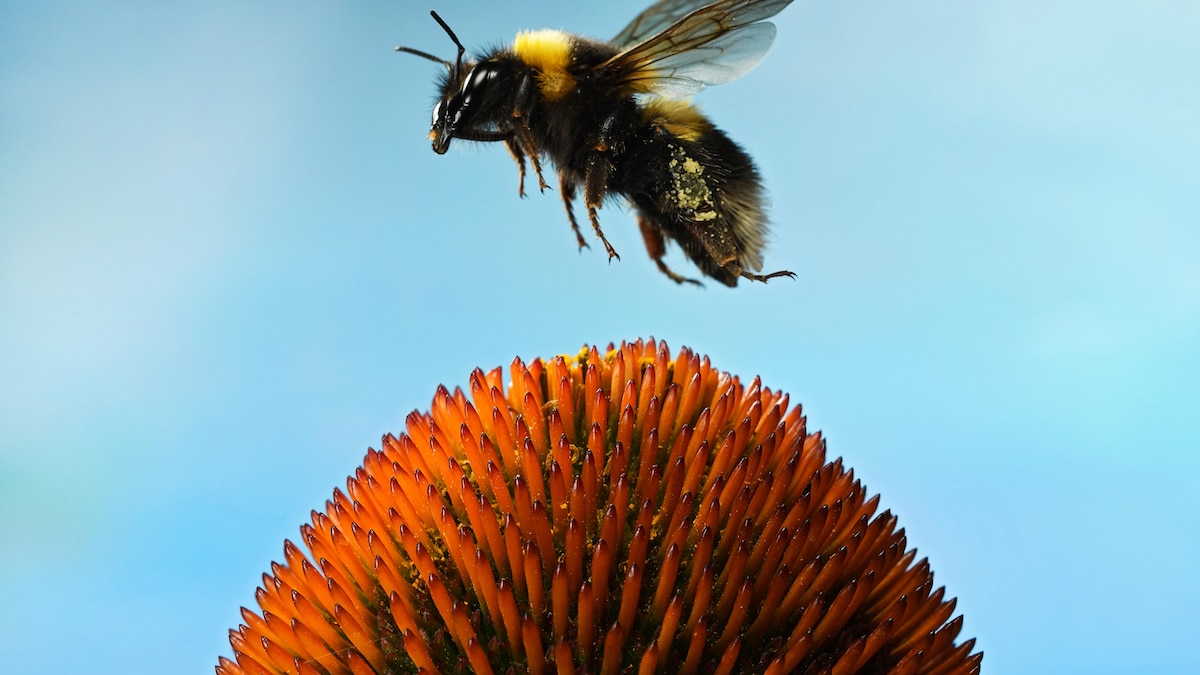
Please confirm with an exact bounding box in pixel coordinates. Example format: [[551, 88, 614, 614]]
[[668, 144, 717, 220], [513, 29, 576, 101]]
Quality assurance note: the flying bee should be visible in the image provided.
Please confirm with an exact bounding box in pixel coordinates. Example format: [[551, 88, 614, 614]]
[[396, 0, 796, 286]]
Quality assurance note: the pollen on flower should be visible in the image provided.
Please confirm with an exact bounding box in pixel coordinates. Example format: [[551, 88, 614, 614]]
[[217, 338, 982, 675]]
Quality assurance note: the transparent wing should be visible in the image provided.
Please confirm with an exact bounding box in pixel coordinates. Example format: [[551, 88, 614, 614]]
[[612, 0, 723, 49], [606, 0, 793, 98]]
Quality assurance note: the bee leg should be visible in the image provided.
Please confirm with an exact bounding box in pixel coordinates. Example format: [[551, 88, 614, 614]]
[[677, 219, 795, 285], [503, 134, 529, 198], [729, 264, 798, 284], [559, 178, 589, 250], [585, 207, 620, 261], [455, 128, 537, 197], [638, 215, 702, 286], [583, 158, 620, 261], [513, 124, 549, 193], [510, 72, 550, 193]]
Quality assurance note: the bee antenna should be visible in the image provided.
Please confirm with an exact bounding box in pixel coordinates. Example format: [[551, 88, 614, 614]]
[[393, 45, 453, 71], [428, 11, 466, 73]]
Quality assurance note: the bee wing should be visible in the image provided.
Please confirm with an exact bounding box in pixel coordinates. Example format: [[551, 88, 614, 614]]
[[606, 0, 793, 99], [611, 0, 724, 49]]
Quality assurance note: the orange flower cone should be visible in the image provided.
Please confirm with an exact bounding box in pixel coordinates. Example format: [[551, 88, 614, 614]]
[[218, 339, 981, 674]]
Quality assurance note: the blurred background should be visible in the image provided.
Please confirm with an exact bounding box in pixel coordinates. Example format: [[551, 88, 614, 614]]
[[2, 0, 1197, 672]]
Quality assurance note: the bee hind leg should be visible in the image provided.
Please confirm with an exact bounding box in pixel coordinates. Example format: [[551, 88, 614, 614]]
[[731, 264, 797, 284], [639, 215, 702, 286]]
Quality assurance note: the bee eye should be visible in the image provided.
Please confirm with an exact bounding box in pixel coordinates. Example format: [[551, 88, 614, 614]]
[[460, 65, 498, 103], [462, 67, 487, 93], [445, 65, 496, 127], [431, 99, 444, 126]]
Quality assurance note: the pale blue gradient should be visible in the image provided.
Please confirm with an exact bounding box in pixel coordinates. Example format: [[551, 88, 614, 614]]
[[2, 1, 1197, 672]]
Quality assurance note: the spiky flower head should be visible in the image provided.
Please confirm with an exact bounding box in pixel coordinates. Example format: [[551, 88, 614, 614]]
[[219, 339, 981, 674]]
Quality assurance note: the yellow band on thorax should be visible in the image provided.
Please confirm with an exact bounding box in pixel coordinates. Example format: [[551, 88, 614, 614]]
[[512, 29, 576, 101]]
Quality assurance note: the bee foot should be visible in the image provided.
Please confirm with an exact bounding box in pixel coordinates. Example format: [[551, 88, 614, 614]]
[[654, 259, 703, 286], [741, 269, 797, 284]]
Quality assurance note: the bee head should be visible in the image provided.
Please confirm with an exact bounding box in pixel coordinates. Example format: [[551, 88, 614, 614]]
[[396, 11, 488, 155]]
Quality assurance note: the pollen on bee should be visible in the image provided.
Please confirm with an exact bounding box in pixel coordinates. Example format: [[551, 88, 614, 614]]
[[666, 143, 718, 220]]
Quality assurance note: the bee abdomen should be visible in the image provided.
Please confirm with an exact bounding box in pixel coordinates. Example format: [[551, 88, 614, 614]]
[[632, 103, 770, 281]]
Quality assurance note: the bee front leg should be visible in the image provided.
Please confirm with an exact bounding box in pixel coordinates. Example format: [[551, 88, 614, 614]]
[[455, 127, 538, 198], [520, 127, 550, 193], [510, 71, 550, 193], [559, 178, 590, 250], [503, 133, 529, 198]]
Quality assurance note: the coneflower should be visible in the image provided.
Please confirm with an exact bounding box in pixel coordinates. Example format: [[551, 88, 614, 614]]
[[218, 339, 981, 674]]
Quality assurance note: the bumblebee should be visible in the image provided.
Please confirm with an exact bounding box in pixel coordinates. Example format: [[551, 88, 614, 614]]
[[396, 0, 795, 286]]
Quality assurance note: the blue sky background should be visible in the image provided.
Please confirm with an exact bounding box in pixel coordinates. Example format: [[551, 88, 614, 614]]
[[2, 1, 1197, 672]]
